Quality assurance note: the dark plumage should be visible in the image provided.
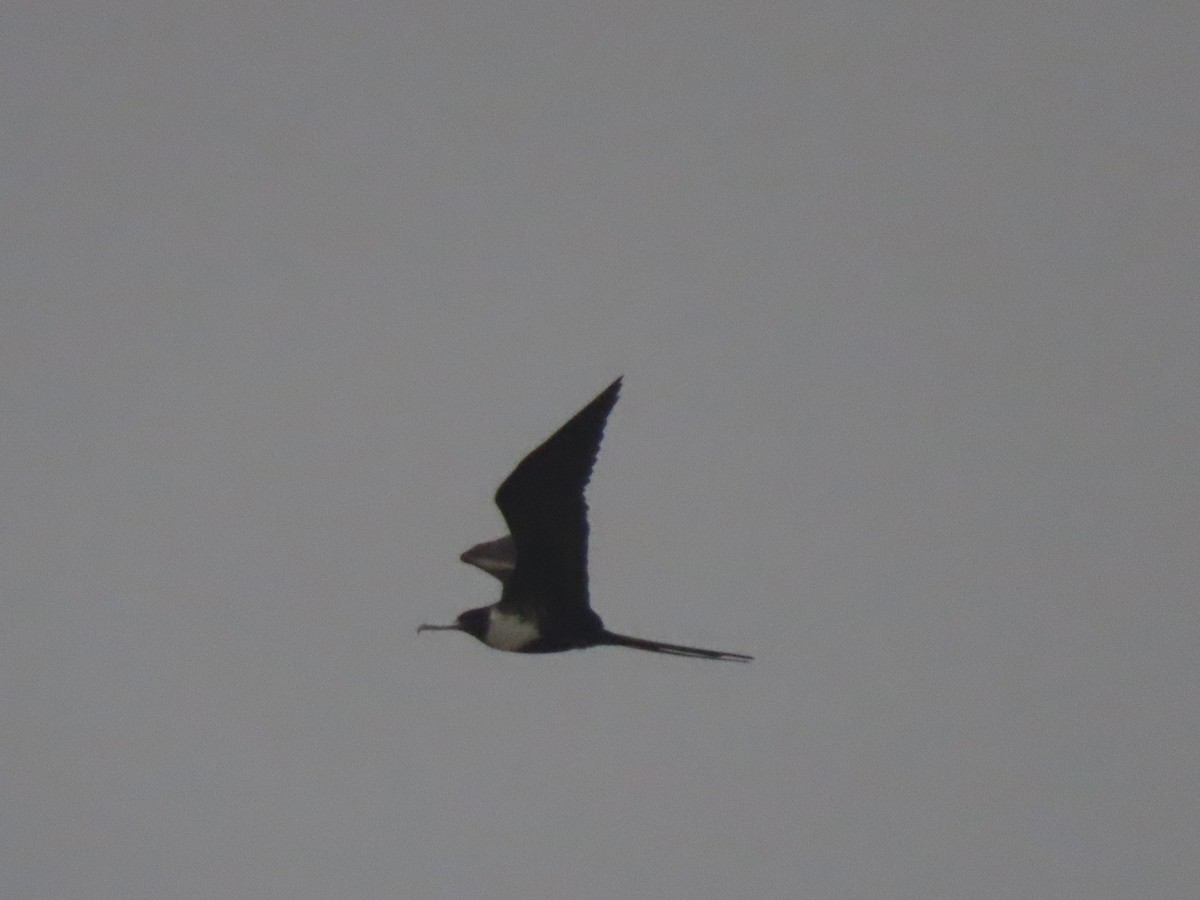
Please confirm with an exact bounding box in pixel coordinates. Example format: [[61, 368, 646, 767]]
[[419, 378, 752, 661]]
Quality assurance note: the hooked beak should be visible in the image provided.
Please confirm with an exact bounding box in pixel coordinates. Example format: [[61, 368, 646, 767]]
[[416, 623, 461, 634]]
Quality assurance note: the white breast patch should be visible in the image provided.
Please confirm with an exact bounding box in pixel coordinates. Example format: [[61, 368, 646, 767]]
[[485, 608, 540, 651]]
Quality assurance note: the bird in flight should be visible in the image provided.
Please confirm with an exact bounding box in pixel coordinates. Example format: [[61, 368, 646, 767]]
[[418, 377, 752, 661]]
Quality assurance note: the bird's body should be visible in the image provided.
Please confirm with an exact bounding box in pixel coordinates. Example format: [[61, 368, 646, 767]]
[[419, 378, 752, 662]]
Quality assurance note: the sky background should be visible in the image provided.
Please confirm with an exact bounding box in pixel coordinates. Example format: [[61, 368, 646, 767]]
[[2, 2, 1198, 898]]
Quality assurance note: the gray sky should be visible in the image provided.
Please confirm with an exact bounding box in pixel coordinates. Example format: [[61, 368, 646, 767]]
[[3, 2, 1197, 898]]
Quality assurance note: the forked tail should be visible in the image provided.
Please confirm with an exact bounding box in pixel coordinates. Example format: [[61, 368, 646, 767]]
[[599, 630, 753, 662]]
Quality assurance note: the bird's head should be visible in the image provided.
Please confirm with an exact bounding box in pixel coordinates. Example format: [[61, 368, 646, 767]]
[[417, 606, 490, 643]]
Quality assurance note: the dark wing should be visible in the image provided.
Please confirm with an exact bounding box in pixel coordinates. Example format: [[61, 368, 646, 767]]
[[494, 377, 621, 622]]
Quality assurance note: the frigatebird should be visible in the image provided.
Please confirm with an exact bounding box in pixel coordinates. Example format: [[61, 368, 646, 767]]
[[418, 378, 752, 661]]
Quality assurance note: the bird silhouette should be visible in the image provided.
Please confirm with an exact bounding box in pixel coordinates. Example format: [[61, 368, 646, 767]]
[[419, 378, 752, 661]]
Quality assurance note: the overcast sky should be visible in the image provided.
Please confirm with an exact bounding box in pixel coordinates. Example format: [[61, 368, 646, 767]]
[[2, 2, 1197, 898]]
